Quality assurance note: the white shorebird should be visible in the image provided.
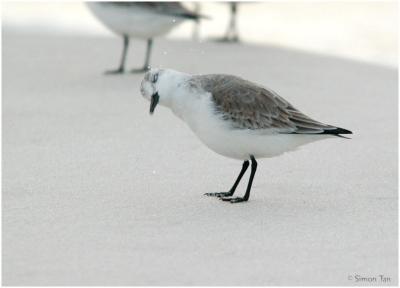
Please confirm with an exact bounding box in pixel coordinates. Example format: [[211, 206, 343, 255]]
[[87, 2, 202, 74], [140, 69, 352, 203]]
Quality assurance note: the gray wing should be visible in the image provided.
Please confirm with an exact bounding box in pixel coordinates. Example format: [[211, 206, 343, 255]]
[[197, 74, 350, 134], [103, 2, 202, 20]]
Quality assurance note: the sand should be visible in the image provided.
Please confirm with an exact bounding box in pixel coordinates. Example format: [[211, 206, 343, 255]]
[[2, 30, 398, 285]]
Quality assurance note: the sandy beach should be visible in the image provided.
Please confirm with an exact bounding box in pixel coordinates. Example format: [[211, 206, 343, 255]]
[[2, 29, 398, 285]]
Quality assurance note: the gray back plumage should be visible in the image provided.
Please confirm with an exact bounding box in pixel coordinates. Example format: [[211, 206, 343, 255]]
[[191, 74, 342, 134], [101, 2, 202, 20]]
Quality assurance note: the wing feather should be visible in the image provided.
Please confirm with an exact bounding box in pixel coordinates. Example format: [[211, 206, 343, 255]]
[[102, 2, 201, 19], [194, 74, 345, 134]]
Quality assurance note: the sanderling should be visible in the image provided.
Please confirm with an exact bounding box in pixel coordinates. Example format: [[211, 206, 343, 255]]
[[87, 2, 202, 74], [140, 69, 352, 203]]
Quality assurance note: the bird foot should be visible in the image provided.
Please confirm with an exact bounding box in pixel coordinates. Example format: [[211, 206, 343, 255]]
[[220, 197, 248, 203], [211, 36, 240, 43], [130, 67, 150, 74], [104, 68, 124, 75], [204, 192, 233, 198]]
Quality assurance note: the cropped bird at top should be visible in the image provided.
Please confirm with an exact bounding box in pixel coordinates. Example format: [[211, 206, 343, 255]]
[[140, 69, 352, 203], [87, 2, 203, 74]]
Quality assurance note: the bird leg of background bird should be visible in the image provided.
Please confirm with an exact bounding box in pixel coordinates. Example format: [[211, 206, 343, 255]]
[[205, 160, 249, 198], [221, 156, 257, 203], [191, 3, 201, 41], [225, 3, 239, 42], [216, 3, 239, 43], [130, 39, 153, 74], [229, 3, 239, 42], [105, 35, 129, 75]]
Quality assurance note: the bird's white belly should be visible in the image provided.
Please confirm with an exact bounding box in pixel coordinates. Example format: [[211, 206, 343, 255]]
[[175, 96, 331, 160], [194, 123, 317, 160], [87, 3, 181, 38]]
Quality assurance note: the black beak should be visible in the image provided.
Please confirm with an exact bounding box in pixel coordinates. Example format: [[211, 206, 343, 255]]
[[150, 92, 159, 115]]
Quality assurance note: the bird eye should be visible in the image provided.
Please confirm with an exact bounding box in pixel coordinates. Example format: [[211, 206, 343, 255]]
[[152, 73, 158, 83]]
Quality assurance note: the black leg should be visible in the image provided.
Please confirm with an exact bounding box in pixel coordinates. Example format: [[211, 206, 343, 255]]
[[191, 3, 201, 41], [216, 3, 239, 43], [105, 35, 129, 75], [221, 156, 257, 203], [230, 3, 239, 42], [205, 160, 249, 198], [130, 38, 153, 74]]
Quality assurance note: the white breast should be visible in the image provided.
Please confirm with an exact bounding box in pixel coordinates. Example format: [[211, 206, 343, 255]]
[[87, 3, 183, 39]]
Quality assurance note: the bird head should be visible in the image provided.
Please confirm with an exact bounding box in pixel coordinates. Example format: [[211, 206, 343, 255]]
[[140, 68, 188, 114]]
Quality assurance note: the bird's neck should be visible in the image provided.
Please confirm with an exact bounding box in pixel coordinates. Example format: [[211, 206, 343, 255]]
[[169, 92, 192, 121]]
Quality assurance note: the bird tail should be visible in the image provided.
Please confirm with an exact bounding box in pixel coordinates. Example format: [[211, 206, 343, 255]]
[[321, 127, 352, 135], [177, 12, 211, 20], [321, 127, 353, 139], [290, 126, 353, 138]]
